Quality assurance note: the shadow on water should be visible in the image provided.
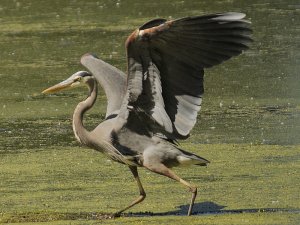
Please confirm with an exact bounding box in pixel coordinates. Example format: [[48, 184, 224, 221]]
[[125, 201, 300, 217]]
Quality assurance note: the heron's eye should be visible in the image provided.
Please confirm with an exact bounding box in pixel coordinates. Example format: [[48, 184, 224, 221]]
[[74, 76, 82, 82]]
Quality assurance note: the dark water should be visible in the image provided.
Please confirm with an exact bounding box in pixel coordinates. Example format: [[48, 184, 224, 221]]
[[0, 0, 299, 151]]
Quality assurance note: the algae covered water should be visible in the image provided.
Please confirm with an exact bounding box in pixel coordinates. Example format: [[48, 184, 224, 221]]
[[0, 0, 299, 151]]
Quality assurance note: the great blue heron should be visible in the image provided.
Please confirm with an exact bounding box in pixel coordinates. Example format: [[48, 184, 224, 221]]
[[42, 12, 252, 216]]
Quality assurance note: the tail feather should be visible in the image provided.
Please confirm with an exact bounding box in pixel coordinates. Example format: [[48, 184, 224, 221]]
[[177, 149, 210, 166]]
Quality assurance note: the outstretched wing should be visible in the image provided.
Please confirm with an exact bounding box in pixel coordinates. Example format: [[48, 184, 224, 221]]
[[118, 12, 252, 139], [81, 54, 127, 117]]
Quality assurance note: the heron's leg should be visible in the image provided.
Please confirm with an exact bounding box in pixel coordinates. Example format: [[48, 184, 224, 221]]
[[114, 166, 146, 216], [143, 163, 197, 216]]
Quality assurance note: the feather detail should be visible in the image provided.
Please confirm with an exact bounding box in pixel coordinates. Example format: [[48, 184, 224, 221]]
[[118, 12, 252, 139]]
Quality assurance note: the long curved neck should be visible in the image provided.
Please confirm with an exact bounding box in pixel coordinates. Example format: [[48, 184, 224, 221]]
[[72, 78, 97, 145]]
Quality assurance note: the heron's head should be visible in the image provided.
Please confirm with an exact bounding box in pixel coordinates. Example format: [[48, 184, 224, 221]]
[[42, 71, 93, 94]]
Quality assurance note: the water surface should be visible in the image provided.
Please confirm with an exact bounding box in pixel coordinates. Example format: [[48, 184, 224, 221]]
[[0, 0, 299, 152]]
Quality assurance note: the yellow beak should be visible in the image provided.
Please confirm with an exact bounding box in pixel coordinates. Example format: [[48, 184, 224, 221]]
[[42, 79, 77, 94]]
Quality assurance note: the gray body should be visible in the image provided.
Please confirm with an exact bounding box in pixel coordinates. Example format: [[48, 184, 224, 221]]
[[43, 13, 252, 216]]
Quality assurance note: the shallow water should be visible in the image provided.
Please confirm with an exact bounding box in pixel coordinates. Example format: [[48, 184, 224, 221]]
[[0, 0, 300, 152]]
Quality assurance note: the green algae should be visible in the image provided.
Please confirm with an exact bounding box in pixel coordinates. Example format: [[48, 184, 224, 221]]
[[0, 145, 299, 223]]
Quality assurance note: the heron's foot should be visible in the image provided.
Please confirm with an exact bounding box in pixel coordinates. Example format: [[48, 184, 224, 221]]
[[111, 212, 122, 218], [187, 186, 197, 216]]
